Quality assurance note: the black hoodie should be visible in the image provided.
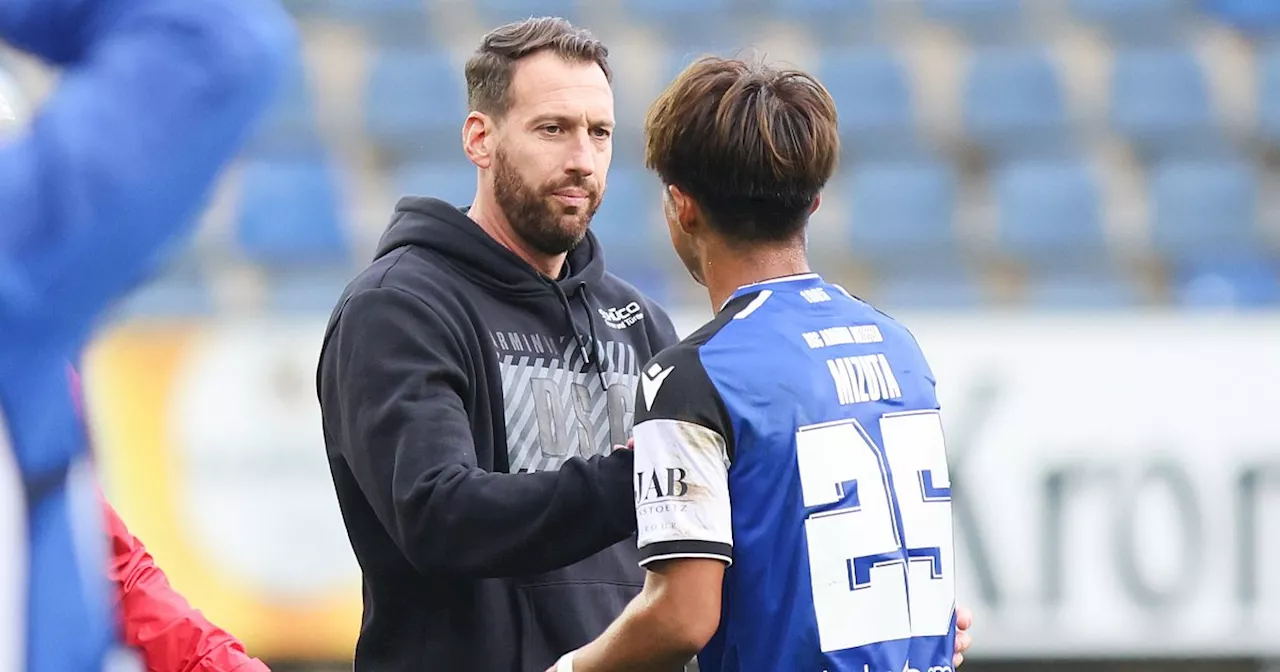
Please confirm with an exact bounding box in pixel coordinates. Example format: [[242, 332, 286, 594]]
[[316, 197, 680, 671]]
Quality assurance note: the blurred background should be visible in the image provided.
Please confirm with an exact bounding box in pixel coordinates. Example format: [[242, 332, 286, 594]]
[[5, 0, 1280, 669]]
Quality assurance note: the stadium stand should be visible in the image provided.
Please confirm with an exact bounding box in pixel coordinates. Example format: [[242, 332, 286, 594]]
[[60, 0, 1279, 314]]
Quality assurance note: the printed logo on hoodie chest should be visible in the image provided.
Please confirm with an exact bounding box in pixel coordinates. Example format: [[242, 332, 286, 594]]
[[598, 301, 644, 330], [489, 330, 641, 473]]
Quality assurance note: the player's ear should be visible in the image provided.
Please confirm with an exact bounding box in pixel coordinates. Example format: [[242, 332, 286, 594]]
[[668, 185, 699, 236], [463, 111, 495, 170], [809, 193, 822, 215]]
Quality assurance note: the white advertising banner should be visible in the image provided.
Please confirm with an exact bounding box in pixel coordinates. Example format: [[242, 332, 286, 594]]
[[88, 310, 1280, 659], [675, 309, 1280, 659]]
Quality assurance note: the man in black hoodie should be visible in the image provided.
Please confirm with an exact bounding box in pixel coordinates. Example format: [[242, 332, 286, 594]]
[[316, 16, 680, 672]]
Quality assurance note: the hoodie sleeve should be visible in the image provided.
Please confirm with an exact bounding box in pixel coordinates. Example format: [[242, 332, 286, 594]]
[[0, 0, 294, 344], [322, 286, 638, 578]]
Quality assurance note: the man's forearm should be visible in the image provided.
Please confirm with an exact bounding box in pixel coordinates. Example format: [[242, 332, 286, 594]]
[[558, 593, 696, 672]]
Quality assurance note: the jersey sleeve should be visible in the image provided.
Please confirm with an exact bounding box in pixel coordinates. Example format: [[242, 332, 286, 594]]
[[632, 343, 735, 568]]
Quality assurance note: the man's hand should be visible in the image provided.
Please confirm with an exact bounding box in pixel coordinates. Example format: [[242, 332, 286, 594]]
[[954, 605, 974, 667]]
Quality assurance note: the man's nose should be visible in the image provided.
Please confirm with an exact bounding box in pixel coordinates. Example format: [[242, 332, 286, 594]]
[[563, 130, 595, 177]]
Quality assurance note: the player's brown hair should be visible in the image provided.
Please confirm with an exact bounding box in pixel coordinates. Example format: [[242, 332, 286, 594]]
[[645, 55, 839, 243], [465, 17, 612, 118]]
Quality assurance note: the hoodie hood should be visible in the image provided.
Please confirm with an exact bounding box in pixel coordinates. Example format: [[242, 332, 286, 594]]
[[376, 196, 606, 298]]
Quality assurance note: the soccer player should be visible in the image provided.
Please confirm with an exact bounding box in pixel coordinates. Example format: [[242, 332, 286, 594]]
[[554, 56, 966, 672], [0, 0, 293, 669]]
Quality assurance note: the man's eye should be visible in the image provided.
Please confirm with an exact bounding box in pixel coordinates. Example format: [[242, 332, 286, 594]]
[[543, 125, 562, 135], [592, 128, 612, 138]]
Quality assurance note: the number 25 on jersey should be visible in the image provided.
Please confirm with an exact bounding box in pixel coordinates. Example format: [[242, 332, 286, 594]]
[[796, 410, 955, 653]]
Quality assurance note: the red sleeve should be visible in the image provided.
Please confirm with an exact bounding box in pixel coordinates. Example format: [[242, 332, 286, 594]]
[[104, 496, 271, 672]]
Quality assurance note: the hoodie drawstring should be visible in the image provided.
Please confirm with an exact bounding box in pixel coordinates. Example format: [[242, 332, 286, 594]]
[[577, 287, 608, 389], [546, 278, 608, 390]]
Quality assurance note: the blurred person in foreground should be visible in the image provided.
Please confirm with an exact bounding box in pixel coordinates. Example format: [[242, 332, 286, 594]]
[[0, 0, 293, 669], [316, 17, 682, 672], [555, 56, 970, 672], [65, 366, 270, 671]]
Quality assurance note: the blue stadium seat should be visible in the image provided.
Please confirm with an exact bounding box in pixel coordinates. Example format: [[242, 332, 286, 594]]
[[393, 160, 477, 208], [236, 159, 349, 266], [848, 160, 959, 259], [246, 48, 323, 157], [324, 0, 428, 41], [768, 0, 876, 19], [873, 264, 984, 310], [994, 159, 1105, 260], [622, 0, 736, 45], [1109, 46, 1214, 156], [1257, 44, 1280, 144], [920, 0, 1025, 39], [765, 0, 879, 40], [619, 0, 730, 20], [962, 47, 1069, 157], [1024, 271, 1140, 308], [591, 167, 662, 263], [1174, 258, 1280, 308], [1209, 0, 1280, 30], [819, 48, 916, 157], [266, 267, 357, 313], [364, 49, 465, 158], [473, 0, 581, 23], [1149, 159, 1258, 262], [1069, 0, 1188, 41]]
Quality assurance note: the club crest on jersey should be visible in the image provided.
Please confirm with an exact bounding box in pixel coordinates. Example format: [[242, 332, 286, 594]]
[[598, 302, 645, 330]]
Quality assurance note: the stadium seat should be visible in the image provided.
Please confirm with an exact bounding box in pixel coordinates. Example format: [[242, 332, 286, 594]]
[[323, 0, 428, 41], [873, 264, 985, 310], [266, 267, 357, 313], [1149, 159, 1258, 262], [920, 0, 1025, 40], [848, 159, 959, 260], [1257, 44, 1280, 145], [619, 0, 730, 21], [393, 160, 477, 209], [1209, 0, 1280, 31], [364, 49, 465, 159], [1024, 271, 1141, 308], [962, 47, 1069, 157], [768, 0, 876, 20], [1173, 258, 1280, 308], [1069, 0, 1189, 42], [621, 0, 735, 45], [473, 0, 581, 23], [235, 159, 350, 266], [818, 48, 917, 157], [245, 48, 323, 157], [765, 0, 879, 40], [1109, 46, 1215, 157], [993, 159, 1106, 261], [591, 168, 662, 264]]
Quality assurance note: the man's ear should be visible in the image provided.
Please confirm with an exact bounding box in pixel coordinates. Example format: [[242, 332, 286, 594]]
[[669, 184, 700, 237], [809, 192, 822, 215], [463, 111, 495, 169]]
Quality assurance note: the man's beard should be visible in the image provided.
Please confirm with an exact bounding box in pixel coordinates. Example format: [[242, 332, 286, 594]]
[[492, 148, 601, 257]]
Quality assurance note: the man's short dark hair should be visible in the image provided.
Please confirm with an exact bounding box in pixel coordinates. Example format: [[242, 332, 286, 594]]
[[465, 17, 612, 119], [644, 56, 840, 243]]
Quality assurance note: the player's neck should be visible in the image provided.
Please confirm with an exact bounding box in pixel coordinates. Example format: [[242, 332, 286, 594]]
[[703, 240, 810, 314], [468, 197, 567, 279]]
